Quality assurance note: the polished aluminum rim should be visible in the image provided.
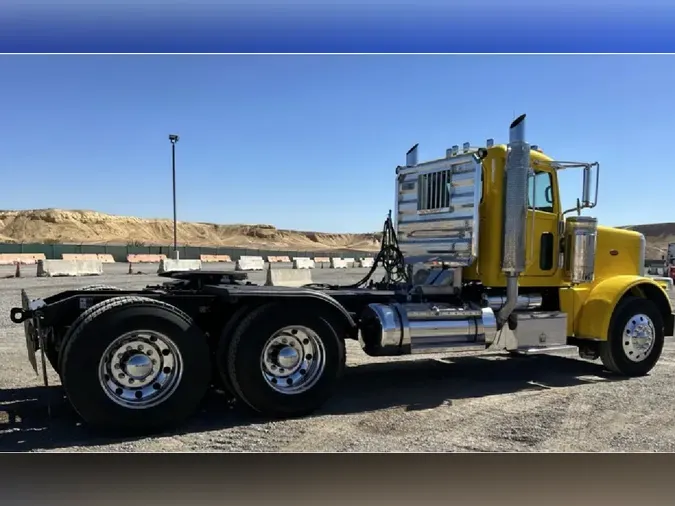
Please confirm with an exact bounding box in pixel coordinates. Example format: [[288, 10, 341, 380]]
[[622, 313, 656, 363], [98, 330, 183, 409], [260, 326, 325, 395]]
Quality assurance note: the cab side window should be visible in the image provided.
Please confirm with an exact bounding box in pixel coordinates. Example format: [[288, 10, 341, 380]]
[[528, 171, 554, 213]]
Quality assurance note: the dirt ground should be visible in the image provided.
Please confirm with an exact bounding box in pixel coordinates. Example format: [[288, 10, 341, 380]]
[[2, 264, 675, 452]]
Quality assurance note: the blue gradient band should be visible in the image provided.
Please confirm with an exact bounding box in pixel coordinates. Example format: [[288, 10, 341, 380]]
[[1, 2, 675, 53]]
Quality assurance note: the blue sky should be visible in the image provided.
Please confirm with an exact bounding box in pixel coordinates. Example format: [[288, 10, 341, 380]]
[[0, 55, 672, 233]]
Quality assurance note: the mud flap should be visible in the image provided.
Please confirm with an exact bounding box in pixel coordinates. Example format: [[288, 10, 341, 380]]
[[21, 289, 38, 375]]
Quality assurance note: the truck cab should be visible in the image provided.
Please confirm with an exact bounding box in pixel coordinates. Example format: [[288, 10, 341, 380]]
[[396, 114, 673, 370]]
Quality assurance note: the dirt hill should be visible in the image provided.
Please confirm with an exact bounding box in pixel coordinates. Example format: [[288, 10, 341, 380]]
[[621, 223, 675, 260], [0, 209, 672, 258], [0, 209, 381, 252]]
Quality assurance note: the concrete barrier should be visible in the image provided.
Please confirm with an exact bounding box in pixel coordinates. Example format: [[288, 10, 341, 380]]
[[359, 257, 375, 268], [293, 257, 315, 269], [127, 254, 167, 263], [0, 253, 47, 265], [267, 256, 291, 263], [62, 253, 115, 263], [236, 256, 265, 271], [265, 267, 313, 287], [37, 259, 103, 277], [158, 259, 202, 274], [330, 258, 348, 269], [343, 257, 356, 267], [314, 257, 330, 264], [200, 254, 232, 263]]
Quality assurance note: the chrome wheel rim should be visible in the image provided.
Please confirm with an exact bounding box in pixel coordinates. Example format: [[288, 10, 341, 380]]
[[98, 330, 183, 409], [260, 326, 326, 395], [622, 313, 656, 363]]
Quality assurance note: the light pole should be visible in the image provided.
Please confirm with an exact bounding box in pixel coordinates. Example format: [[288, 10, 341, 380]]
[[168, 134, 180, 259]]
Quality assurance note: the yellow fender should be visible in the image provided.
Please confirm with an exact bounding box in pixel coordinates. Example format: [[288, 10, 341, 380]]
[[576, 275, 673, 341]]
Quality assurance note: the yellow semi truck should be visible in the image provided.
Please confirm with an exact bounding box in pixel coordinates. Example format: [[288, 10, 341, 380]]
[[11, 113, 674, 433]]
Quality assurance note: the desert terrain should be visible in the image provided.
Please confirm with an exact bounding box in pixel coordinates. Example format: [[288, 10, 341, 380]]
[[0, 208, 672, 258], [0, 209, 381, 252], [622, 222, 675, 260]]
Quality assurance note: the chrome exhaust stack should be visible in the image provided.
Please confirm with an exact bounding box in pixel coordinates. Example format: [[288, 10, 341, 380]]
[[497, 114, 530, 327]]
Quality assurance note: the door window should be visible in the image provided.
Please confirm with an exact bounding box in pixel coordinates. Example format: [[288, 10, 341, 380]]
[[528, 171, 554, 213]]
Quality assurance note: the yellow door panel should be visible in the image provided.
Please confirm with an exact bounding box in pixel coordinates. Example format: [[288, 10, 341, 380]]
[[524, 170, 559, 279]]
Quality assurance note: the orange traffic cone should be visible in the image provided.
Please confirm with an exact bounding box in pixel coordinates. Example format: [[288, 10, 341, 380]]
[[14, 262, 20, 278]]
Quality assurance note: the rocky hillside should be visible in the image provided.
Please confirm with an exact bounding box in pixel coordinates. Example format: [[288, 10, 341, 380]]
[[0, 209, 671, 258], [621, 223, 675, 260], [0, 209, 381, 252]]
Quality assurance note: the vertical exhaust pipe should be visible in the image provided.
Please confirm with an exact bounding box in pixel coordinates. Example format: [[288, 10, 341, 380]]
[[497, 114, 530, 326]]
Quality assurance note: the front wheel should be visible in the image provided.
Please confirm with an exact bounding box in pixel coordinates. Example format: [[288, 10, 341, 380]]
[[225, 302, 346, 418], [600, 296, 665, 377]]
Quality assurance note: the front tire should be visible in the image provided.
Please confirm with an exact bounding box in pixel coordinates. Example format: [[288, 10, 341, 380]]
[[225, 302, 346, 418], [60, 296, 211, 432], [600, 296, 664, 376]]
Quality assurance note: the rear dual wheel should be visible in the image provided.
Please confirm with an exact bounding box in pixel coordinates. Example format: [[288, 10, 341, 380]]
[[219, 303, 346, 418], [60, 296, 211, 433]]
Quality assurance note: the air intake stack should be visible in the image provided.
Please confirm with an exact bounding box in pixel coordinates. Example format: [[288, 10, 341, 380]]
[[497, 114, 530, 327]]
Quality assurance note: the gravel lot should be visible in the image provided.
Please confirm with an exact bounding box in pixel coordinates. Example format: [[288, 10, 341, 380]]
[[2, 262, 675, 452]]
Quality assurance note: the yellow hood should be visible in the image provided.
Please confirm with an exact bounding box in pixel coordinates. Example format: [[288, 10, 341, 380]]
[[593, 225, 644, 281]]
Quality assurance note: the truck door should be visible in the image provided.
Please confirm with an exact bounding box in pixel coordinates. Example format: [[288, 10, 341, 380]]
[[524, 169, 559, 278]]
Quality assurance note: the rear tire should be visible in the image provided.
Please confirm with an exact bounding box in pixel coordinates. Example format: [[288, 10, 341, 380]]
[[226, 302, 346, 418], [215, 304, 252, 397], [599, 296, 664, 377], [60, 296, 211, 433], [46, 286, 121, 376]]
